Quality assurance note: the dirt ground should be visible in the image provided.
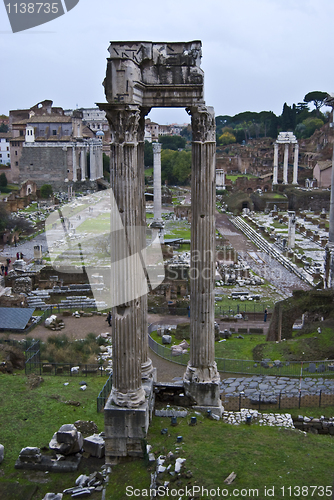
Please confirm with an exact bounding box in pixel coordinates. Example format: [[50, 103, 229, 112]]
[[0, 313, 189, 382]]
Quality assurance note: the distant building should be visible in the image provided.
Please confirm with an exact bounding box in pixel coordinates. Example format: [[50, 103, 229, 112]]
[[0, 132, 11, 165], [8, 100, 103, 190], [313, 160, 332, 188], [144, 118, 189, 143]]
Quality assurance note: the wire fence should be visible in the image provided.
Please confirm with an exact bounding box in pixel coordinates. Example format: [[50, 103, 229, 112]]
[[97, 373, 113, 412], [221, 391, 334, 412], [148, 326, 334, 378]]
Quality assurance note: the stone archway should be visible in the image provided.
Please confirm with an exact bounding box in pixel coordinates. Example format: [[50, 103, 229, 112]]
[[98, 41, 221, 461]]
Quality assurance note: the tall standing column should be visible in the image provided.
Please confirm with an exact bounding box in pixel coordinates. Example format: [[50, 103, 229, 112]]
[[90, 143, 97, 181], [101, 104, 149, 461], [80, 150, 86, 181], [273, 142, 278, 185], [72, 145, 77, 182], [293, 143, 299, 185], [283, 143, 289, 184], [183, 105, 221, 414], [288, 211, 296, 249], [138, 108, 154, 380], [152, 142, 162, 223], [325, 105, 334, 288]]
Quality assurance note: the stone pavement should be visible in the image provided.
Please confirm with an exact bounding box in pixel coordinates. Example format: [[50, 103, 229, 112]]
[[220, 375, 334, 402]]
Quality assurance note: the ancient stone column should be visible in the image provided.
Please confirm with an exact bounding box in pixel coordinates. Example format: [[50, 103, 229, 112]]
[[80, 150, 86, 181], [325, 106, 334, 288], [103, 104, 146, 407], [283, 143, 289, 184], [89, 143, 97, 181], [138, 108, 154, 380], [152, 142, 163, 223], [98, 103, 150, 461], [273, 142, 278, 185], [72, 145, 77, 182], [183, 105, 221, 414], [292, 143, 299, 185], [287, 211, 296, 249]]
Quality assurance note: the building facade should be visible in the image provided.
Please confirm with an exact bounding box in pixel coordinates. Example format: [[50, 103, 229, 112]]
[[8, 100, 103, 190]]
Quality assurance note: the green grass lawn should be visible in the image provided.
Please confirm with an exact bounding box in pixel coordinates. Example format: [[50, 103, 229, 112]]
[[1, 372, 334, 499], [0, 372, 106, 499], [108, 412, 334, 500], [226, 174, 257, 182]]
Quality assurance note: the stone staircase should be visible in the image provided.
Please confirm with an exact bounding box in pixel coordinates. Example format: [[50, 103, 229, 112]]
[[231, 216, 314, 286]]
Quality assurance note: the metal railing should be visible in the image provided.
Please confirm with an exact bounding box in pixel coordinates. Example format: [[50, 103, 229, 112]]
[[222, 391, 334, 411], [97, 372, 113, 412], [148, 326, 334, 378]]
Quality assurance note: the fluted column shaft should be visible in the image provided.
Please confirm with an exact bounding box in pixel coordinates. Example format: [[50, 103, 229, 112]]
[[138, 109, 153, 379], [293, 143, 299, 185], [273, 143, 278, 185], [72, 146, 77, 182], [80, 150, 85, 181], [283, 143, 289, 184], [104, 105, 145, 407], [184, 105, 219, 386], [153, 142, 162, 222]]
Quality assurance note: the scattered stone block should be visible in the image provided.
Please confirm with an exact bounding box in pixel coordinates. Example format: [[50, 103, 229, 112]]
[[83, 434, 105, 459]]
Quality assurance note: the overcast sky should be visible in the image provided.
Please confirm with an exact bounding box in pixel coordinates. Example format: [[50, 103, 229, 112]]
[[1, 0, 334, 124]]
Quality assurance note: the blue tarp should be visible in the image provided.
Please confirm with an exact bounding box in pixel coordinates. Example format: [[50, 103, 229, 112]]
[[0, 307, 35, 331]]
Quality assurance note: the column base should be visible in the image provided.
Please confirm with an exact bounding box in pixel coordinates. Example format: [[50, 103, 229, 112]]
[[141, 358, 154, 380], [104, 400, 149, 463], [325, 242, 334, 288], [183, 363, 221, 409]]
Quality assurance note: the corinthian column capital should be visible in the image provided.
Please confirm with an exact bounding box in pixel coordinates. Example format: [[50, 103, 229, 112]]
[[99, 104, 141, 143], [187, 104, 216, 142]]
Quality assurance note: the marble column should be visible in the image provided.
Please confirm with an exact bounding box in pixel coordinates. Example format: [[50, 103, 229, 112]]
[[72, 145, 77, 182], [287, 211, 296, 249], [80, 150, 86, 181], [104, 105, 145, 407], [152, 142, 162, 223], [273, 142, 278, 185], [283, 143, 289, 184], [138, 108, 154, 380], [292, 143, 299, 185], [183, 105, 222, 414], [89, 143, 96, 181], [100, 104, 150, 461], [325, 109, 334, 288]]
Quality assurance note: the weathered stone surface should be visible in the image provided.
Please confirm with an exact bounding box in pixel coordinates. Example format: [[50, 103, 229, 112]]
[[42, 494, 63, 500], [19, 447, 42, 463], [74, 420, 98, 436], [49, 425, 83, 455], [83, 434, 105, 459]]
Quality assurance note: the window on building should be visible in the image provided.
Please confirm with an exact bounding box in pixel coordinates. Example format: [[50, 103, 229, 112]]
[[15, 150, 17, 156], [52, 130, 57, 136], [20, 130, 23, 136], [15, 161, 18, 166]]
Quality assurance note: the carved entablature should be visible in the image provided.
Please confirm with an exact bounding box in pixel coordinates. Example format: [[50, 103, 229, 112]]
[[101, 105, 141, 143], [103, 41, 205, 108], [188, 105, 216, 142]]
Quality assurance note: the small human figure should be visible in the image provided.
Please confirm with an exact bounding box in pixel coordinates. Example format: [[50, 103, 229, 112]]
[[16, 252, 20, 260], [264, 308, 268, 323], [106, 311, 112, 327], [6, 258, 11, 267], [1, 264, 4, 275], [187, 305, 190, 318], [20, 252, 24, 260]]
